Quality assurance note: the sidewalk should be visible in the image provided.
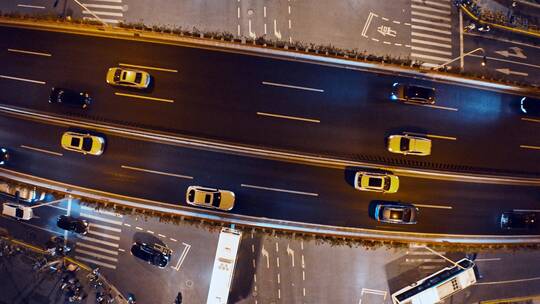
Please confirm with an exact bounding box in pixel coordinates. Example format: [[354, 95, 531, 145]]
[[464, 0, 540, 35]]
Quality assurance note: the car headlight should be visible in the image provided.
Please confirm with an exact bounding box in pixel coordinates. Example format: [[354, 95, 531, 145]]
[[390, 94, 398, 100]]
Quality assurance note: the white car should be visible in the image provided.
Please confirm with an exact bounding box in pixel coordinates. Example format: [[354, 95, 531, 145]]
[[354, 172, 399, 193], [387, 134, 431, 156], [2, 202, 33, 220], [186, 186, 235, 211]]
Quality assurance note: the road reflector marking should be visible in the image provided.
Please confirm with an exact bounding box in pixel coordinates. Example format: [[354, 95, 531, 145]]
[[241, 183, 319, 197], [520, 144, 540, 150], [20, 145, 63, 156], [121, 165, 193, 179], [115, 92, 174, 103], [8, 48, 51, 56], [256, 111, 320, 123], [119, 63, 178, 73], [262, 81, 324, 92], [414, 203, 453, 209], [16, 4, 45, 9]]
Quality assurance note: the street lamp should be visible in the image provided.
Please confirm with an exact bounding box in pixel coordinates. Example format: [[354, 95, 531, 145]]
[[431, 47, 486, 70]]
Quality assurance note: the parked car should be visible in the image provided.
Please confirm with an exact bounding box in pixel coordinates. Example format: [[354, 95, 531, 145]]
[[0, 147, 8, 165], [520, 97, 540, 116], [186, 186, 235, 211], [500, 211, 537, 230], [373, 201, 418, 224], [61, 131, 105, 156], [130, 242, 172, 268], [387, 134, 432, 156], [354, 172, 399, 193], [391, 83, 436, 104], [56, 215, 88, 234], [49, 87, 92, 109], [2, 202, 33, 220], [106, 67, 151, 89]]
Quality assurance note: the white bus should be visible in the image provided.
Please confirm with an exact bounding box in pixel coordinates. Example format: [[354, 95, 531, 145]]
[[391, 258, 477, 304], [206, 227, 242, 304]]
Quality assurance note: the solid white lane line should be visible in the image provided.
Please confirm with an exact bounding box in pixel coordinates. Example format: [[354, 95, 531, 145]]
[[403, 102, 458, 111], [262, 81, 324, 92], [158, 234, 166, 238], [414, 203, 453, 209], [87, 230, 120, 240], [475, 258, 501, 262], [75, 248, 118, 262], [147, 230, 154, 234], [170, 238, 178, 242], [121, 165, 193, 179], [522, 117, 540, 123], [411, 4, 451, 14], [241, 183, 319, 197], [520, 145, 540, 150], [0, 74, 46, 84], [82, 17, 119, 24], [20, 145, 62, 156], [17, 4, 45, 9], [411, 11, 451, 22], [411, 38, 452, 48], [476, 276, 540, 286], [411, 32, 452, 42], [80, 4, 123, 9], [77, 242, 119, 255], [412, 0, 450, 8], [89, 223, 122, 233], [82, 10, 123, 17], [81, 205, 123, 218], [8, 48, 51, 57], [80, 236, 119, 248], [75, 256, 116, 269], [256, 112, 320, 123], [123, 223, 131, 227], [118, 248, 125, 252], [135, 226, 143, 231], [119, 63, 178, 73], [405, 131, 457, 140], [411, 25, 452, 35], [411, 46, 452, 56], [514, 209, 540, 212], [115, 92, 174, 103], [411, 18, 452, 28], [411, 53, 451, 62], [79, 213, 122, 225]]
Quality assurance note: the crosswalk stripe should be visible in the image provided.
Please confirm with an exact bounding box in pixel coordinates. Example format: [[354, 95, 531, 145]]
[[411, 46, 452, 56], [411, 38, 452, 48], [81, 206, 123, 218], [411, 25, 452, 35], [411, 18, 452, 28], [75, 256, 117, 269], [411, 11, 451, 22], [89, 223, 122, 233], [77, 242, 119, 255], [82, 10, 123, 17], [411, 32, 452, 42], [411, 4, 451, 14], [81, 4, 123, 9], [83, 17, 120, 23], [88, 230, 121, 240], [411, 52, 451, 62], [76, 248, 118, 262], [80, 213, 123, 225], [80, 236, 119, 248], [411, 0, 450, 8]]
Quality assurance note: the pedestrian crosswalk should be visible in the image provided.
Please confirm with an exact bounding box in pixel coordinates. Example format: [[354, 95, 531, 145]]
[[74, 206, 124, 269], [410, 0, 454, 68], [81, 0, 125, 24]]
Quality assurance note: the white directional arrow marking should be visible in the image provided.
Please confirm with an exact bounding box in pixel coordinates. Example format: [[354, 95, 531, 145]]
[[287, 244, 295, 267], [261, 246, 269, 268], [495, 47, 526, 59], [496, 68, 528, 76], [273, 19, 282, 39]]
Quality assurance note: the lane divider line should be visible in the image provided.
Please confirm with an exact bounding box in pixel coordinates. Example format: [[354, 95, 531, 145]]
[[121, 165, 193, 179], [20, 145, 63, 156], [404, 132, 457, 141], [241, 183, 319, 197], [115, 92, 174, 103], [262, 81, 324, 92], [520, 144, 540, 150], [521, 117, 540, 123], [8, 48, 51, 56], [0, 74, 46, 84], [414, 203, 453, 209], [256, 111, 320, 123], [119, 63, 178, 73], [404, 102, 458, 111]]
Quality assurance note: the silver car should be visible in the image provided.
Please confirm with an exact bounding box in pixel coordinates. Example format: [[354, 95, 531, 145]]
[[374, 201, 418, 224], [186, 186, 235, 211]]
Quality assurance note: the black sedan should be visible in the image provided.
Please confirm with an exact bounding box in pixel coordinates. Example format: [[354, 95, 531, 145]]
[[391, 83, 436, 104], [49, 87, 92, 109], [56, 215, 89, 234], [130, 242, 172, 268], [500, 211, 537, 230], [0, 148, 8, 165], [520, 97, 540, 116]]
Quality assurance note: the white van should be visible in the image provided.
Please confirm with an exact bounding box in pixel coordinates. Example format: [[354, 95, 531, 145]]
[[2, 203, 33, 220]]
